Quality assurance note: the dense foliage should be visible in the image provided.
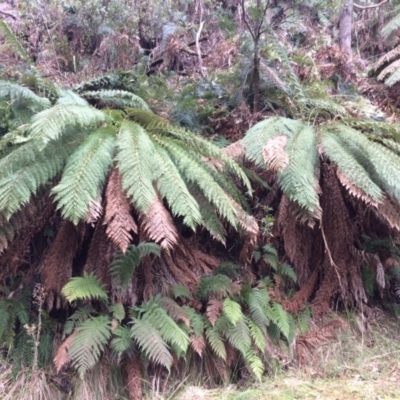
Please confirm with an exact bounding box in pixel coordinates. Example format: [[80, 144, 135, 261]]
[[2, 1, 400, 399]]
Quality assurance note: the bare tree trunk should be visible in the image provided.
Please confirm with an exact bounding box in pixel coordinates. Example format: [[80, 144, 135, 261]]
[[339, 0, 353, 73]]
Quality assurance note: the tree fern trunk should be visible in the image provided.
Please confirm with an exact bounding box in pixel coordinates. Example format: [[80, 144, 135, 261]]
[[253, 39, 260, 113], [339, 0, 353, 73]]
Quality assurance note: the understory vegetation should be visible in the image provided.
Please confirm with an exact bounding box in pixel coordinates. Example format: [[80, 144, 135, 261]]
[[2, 0, 400, 398]]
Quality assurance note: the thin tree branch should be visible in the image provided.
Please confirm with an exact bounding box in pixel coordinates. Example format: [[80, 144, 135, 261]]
[[353, 0, 388, 9], [0, 10, 17, 20]]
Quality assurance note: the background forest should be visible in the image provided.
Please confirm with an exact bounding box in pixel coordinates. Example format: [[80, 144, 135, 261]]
[[2, 0, 400, 399]]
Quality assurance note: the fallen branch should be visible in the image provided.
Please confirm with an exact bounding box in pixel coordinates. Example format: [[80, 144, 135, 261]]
[[353, 0, 388, 10]]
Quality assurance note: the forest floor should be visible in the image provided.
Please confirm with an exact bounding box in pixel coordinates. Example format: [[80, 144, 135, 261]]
[[170, 310, 400, 400]]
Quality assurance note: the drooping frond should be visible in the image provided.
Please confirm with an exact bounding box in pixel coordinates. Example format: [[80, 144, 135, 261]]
[[139, 196, 179, 249], [104, 169, 138, 252], [129, 109, 252, 194], [0, 81, 50, 110], [138, 300, 190, 354], [52, 129, 115, 224], [152, 145, 202, 231], [155, 136, 239, 228], [130, 319, 172, 370], [0, 136, 79, 219], [68, 315, 112, 378], [375, 45, 400, 71], [222, 298, 243, 326], [110, 243, 160, 289], [269, 302, 294, 342], [61, 272, 108, 303], [321, 129, 383, 203], [82, 90, 150, 111], [204, 322, 227, 360], [243, 287, 270, 330], [332, 123, 400, 203], [54, 331, 77, 373], [56, 90, 89, 106], [28, 104, 106, 145], [110, 326, 134, 356], [382, 13, 400, 39], [116, 121, 156, 213]]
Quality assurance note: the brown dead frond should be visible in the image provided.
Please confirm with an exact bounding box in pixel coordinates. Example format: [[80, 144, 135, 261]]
[[139, 196, 179, 250], [104, 169, 138, 253], [296, 318, 347, 365], [375, 196, 400, 231], [84, 197, 103, 226], [42, 221, 83, 310], [262, 135, 289, 173], [222, 140, 246, 162], [190, 334, 206, 357], [206, 299, 223, 326], [54, 332, 77, 373]]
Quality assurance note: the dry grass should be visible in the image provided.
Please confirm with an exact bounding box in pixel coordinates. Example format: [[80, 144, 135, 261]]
[[172, 310, 400, 400]]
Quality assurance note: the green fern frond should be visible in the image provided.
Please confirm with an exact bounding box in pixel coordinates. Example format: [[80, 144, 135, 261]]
[[0, 21, 33, 65], [155, 296, 191, 325], [248, 318, 266, 352], [244, 287, 270, 329], [130, 318, 173, 369], [384, 66, 400, 86], [116, 120, 157, 213], [242, 348, 264, 381], [382, 12, 400, 38], [0, 136, 79, 219], [279, 263, 297, 282], [243, 117, 301, 167], [109, 303, 125, 322], [277, 123, 320, 220], [297, 308, 311, 334], [171, 284, 191, 300], [214, 262, 240, 279], [155, 136, 239, 228], [197, 274, 232, 300], [138, 300, 190, 354], [52, 128, 115, 224], [61, 272, 108, 303], [321, 129, 384, 203], [204, 321, 227, 360], [56, 90, 89, 106], [190, 184, 227, 243], [68, 315, 112, 378], [152, 145, 202, 230], [223, 298, 243, 326], [63, 307, 94, 337], [0, 81, 50, 110], [262, 244, 279, 270], [184, 306, 205, 337], [110, 243, 160, 289], [218, 315, 251, 353], [333, 123, 400, 203], [111, 326, 133, 356], [270, 302, 293, 342], [82, 90, 150, 111], [28, 104, 106, 145]]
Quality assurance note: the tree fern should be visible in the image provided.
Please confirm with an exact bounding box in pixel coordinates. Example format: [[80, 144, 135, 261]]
[[52, 128, 116, 224], [61, 273, 108, 303], [68, 315, 112, 378]]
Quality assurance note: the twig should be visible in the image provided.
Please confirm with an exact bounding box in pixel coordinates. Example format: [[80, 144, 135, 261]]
[[320, 216, 343, 288], [354, 0, 388, 10], [0, 10, 17, 20], [195, 0, 206, 79]]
